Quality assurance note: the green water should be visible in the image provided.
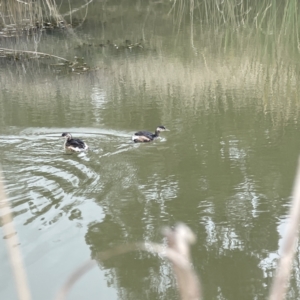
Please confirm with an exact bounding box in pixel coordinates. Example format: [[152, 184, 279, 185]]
[[1, 1, 300, 300]]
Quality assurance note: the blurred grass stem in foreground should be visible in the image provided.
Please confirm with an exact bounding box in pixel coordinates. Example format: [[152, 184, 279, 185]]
[[0, 168, 31, 300]]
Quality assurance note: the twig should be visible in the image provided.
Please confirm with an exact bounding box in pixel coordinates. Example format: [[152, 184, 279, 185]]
[[269, 157, 300, 300], [0, 168, 31, 300], [55, 260, 96, 300], [163, 223, 200, 300], [56, 223, 201, 300], [62, 0, 93, 17]]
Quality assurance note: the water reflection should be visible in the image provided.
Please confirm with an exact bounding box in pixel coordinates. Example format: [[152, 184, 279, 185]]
[[85, 215, 178, 300], [2, 2, 300, 299], [91, 86, 107, 123], [1, 88, 298, 300]]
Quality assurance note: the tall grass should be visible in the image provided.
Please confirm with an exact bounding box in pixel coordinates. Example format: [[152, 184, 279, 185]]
[[170, 0, 300, 48], [0, 0, 63, 28]]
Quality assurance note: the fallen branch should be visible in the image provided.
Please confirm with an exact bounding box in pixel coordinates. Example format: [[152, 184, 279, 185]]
[[0, 47, 69, 62]]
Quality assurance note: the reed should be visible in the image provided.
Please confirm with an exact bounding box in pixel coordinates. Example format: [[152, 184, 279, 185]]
[[0, 36, 299, 125], [169, 0, 300, 47], [0, 0, 63, 28]]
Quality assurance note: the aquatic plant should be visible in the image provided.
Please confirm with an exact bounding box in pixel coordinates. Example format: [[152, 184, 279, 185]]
[[169, 0, 300, 48], [0, 0, 90, 38], [0, 0, 63, 31]]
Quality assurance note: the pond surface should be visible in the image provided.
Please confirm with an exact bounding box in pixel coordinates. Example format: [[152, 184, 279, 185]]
[[1, 1, 300, 300]]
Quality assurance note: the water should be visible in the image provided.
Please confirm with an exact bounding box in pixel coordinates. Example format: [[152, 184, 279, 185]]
[[1, 2, 300, 299]]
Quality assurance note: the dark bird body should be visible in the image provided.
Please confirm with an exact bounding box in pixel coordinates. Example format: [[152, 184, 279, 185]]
[[132, 126, 169, 143], [61, 132, 89, 152]]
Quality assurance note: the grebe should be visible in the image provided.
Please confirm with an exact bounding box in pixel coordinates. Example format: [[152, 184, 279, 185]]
[[61, 132, 89, 152], [132, 126, 169, 143]]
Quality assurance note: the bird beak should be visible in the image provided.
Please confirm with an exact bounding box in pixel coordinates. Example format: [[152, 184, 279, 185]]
[[165, 128, 170, 131]]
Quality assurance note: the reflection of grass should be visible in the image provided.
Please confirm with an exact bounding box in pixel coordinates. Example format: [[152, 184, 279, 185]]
[[1, 34, 300, 126], [1, 0, 300, 125], [109, 43, 300, 124], [0, 0, 62, 28]]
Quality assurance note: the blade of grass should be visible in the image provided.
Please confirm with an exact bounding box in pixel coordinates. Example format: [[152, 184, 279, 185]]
[[269, 157, 300, 300], [0, 168, 31, 300], [56, 224, 201, 300]]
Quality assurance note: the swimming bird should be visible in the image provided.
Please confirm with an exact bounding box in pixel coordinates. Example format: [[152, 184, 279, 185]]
[[61, 132, 89, 152], [132, 125, 169, 143]]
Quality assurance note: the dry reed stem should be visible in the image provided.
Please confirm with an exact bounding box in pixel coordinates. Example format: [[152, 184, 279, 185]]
[[269, 157, 300, 300], [62, 0, 93, 17], [163, 223, 200, 300], [56, 223, 200, 300], [0, 168, 31, 300]]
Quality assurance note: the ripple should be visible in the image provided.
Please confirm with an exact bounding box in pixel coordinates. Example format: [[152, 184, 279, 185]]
[[0, 127, 170, 232], [0, 130, 107, 228]]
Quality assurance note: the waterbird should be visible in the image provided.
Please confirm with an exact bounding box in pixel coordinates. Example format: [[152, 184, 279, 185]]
[[132, 126, 169, 143], [61, 132, 89, 152]]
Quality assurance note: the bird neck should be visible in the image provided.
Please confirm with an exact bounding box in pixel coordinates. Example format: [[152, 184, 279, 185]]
[[63, 138, 68, 148], [154, 129, 160, 137]]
